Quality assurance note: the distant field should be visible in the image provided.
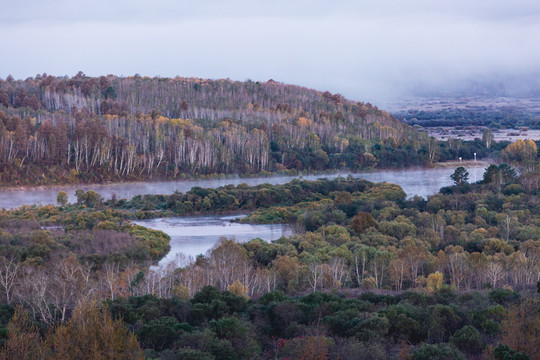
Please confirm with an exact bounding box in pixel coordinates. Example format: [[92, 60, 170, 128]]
[[388, 96, 540, 129], [387, 96, 540, 113], [427, 127, 540, 141]]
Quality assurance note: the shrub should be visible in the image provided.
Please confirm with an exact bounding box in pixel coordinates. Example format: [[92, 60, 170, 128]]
[[450, 325, 483, 354], [412, 343, 465, 360]]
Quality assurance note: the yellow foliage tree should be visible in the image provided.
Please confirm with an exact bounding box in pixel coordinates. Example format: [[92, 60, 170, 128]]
[[228, 280, 249, 300], [502, 139, 538, 172], [426, 271, 444, 292], [172, 285, 191, 300]]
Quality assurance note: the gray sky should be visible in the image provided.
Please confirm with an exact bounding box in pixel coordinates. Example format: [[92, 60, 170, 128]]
[[1, 0, 540, 104]]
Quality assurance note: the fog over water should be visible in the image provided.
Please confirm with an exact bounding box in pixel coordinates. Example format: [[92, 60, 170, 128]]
[[0, 166, 489, 263], [0, 166, 488, 209], [128, 165, 488, 263], [134, 215, 292, 262]]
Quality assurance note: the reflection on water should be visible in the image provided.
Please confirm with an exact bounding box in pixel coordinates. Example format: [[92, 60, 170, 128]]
[[357, 166, 486, 197], [0, 165, 488, 209], [134, 214, 292, 265]]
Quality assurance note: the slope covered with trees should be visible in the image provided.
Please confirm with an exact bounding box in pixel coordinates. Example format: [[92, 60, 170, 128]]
[[0, 73, 446, 186], [0, 169, 539, 359]]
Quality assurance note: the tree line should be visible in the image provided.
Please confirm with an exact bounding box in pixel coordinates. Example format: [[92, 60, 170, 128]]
[[1, 281, 538, 359]]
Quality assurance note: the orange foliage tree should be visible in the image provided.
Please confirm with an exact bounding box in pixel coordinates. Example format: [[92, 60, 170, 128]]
[[498, 299, 540, 360], [0, 302, 144, 360]]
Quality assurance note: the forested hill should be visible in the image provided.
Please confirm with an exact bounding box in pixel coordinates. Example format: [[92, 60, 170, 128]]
[[1, 73, 405, 130], [0, 73, 428, 186]]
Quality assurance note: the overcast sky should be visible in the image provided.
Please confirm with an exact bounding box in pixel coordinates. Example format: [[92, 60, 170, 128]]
[[1, 0, 540, 104]]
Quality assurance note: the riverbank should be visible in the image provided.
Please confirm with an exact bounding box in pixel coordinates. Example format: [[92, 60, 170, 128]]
[[0, 165, 490, 210], [0, 168, 316, 191], [433, 159, 492, 168], [0, 160, 491, 192], [134, 215, 292, 262]]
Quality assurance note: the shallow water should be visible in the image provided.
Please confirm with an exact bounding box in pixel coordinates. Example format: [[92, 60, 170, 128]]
[[134, 214, 292, 264], [1, 166, 489, 263], [0, 165, 488, 209]]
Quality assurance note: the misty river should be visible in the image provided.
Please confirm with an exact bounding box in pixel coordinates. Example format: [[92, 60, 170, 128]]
[[133, 215, 293, 264], [133, 165, 489, 264], [0, 164, 483, 264], [0, 165, 488, 210]]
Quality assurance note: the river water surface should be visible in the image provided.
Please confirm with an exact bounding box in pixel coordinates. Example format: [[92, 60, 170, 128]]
[[134, 215, 292, 263], [126, 165, 486, 264], [0, 165, 487, 209], [2, 165, 489, 264]]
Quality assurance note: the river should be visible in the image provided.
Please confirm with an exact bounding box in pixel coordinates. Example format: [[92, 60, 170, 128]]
[[3, 165, 489, 264], [134, 215, 292, 263], [0, 165, 487, 209]]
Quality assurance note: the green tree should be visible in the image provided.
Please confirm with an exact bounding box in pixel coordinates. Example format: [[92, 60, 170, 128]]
[[209, 317, 260, 360], [312, 149, 329, 170], [498, 164, 517, 183], [450, 167, 469, 186], [318, 225, 351, 246], [483, 164, 517, 187], [450, 325, 483, 354], [175, 348, 215, 360], [75, 190, 103, 207], [137, 316, 179, 351], [494, 344, 531, 360], [56, 191, 68, 207], [412, 344, 465, 360], [428, 305, 461, 342]]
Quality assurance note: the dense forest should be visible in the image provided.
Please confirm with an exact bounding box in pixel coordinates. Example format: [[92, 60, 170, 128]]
[[0, 73, 502, 186], [0, 73, 539, 359], [0, 150, 539, 359]]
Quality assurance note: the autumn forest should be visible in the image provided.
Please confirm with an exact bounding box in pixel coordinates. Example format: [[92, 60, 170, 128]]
[[0, 73, 496, 186], [0, 74, 539, 360]]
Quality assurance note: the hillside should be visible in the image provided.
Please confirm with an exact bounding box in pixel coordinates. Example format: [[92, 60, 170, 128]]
[[0, 73, 428, 186]]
